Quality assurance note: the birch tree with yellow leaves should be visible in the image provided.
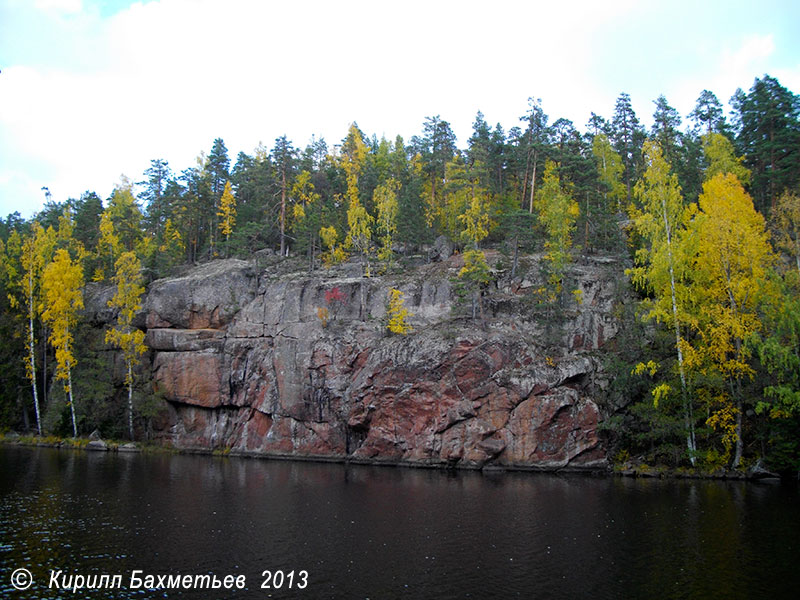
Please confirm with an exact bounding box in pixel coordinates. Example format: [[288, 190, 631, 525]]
[[387, 288, 413, 335], [41, 248, 84, 438], [628, 141, 696, 462], [16, 224, 55, 434], [375, 178, 400, 265], [534, 160, 579, 294], [687, 173, 775, 467], [291, 170, 321, 269], [458, 194, 491, 320], [217, 180, 236, 257], [592, 133, 626, 212], [105, 251, 147, 441], [341, 125, 374, 275]]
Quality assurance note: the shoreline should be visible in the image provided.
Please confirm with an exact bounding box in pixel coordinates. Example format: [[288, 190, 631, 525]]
[[0, 433, 786, 483]]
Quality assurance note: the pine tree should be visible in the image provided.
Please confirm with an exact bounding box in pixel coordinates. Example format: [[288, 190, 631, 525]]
[[207, 139, 230, 200], [414, 116, 457, 225], [611, 92, 644, 204], [651, 95, 684, 174], [689, 90, 726, 135], [733, 75, 800, 213], [273, 136, 296, 257], [519, 98, 549, 212], [140, 158, 172, 238]]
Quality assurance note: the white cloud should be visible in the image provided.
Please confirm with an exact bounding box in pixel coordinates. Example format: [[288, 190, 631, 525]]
[[34, 0, 83, 15], [724, 34, 776, 71], [4, 0, 630, 215], [0, 0, 797, 218]]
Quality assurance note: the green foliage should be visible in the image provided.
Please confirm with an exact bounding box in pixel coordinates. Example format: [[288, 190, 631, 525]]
[[105, 180, 145, 254], [592, 134, 626, 212], [772, 190, 800, 277], [320, 225, 345, 266], [458, 249, 490, 321], [534, 160, 579, 292], [374, 179, 400, 264], [344, 197, 374, 272], [702, 133, 751, 185], [70, 322, 116, 437], [611, 92, 645, 204], [105, 251, 148, 436], [732, 75, 800, 214], [290, 170, 322, 269], [459, 249, 490, 285], [0, 82, 798, 471], [689, 89, 727, 135], [0, 238, 27, 430], [755, 272, 800, 420], [458, 194, 489, 249], [156, 218, 185, 273]]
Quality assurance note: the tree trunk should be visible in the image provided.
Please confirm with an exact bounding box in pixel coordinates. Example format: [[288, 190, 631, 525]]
[[128, 361, 134, 441], [67, 360, 77, 438], [471, 292, 477, 320], [27, 278, 41, 435], [511, 234, 519, 279], [42, 323, 47, 413], [662, 200, 695, 464], [521, 149, 532, 209], [529, 154, 538, 213], [732, 393, 744, 469], [280, 169, 287, 257], [794, 235, 800, 278]]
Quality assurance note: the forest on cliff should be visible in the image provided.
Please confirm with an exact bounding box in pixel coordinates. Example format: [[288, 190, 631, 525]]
[[1, 74, 799, 473]]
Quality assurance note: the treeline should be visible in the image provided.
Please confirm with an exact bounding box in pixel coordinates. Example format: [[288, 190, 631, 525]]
[[1, 75, 799, 472]]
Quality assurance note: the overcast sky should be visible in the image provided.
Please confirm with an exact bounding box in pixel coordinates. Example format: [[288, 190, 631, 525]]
[[1, 0, 799, 218]]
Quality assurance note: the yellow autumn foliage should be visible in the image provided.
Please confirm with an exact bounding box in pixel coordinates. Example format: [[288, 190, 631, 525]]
[[387, 288, 413, 335]]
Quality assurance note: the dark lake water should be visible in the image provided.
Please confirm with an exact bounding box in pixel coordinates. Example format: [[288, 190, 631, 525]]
[[1, 446, 798, 599]]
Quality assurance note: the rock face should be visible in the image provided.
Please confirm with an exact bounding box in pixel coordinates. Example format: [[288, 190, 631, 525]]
[[98, 253, 626, 470]]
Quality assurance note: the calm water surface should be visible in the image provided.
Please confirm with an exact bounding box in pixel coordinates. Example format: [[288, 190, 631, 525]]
[[1, 446, 798, 599]]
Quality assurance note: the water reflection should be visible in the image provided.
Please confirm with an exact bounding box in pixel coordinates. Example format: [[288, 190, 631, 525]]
[[1, 447, 798, 599]]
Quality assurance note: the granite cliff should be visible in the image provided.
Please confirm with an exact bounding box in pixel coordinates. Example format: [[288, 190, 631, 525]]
[[86, 251, 628, 470]]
